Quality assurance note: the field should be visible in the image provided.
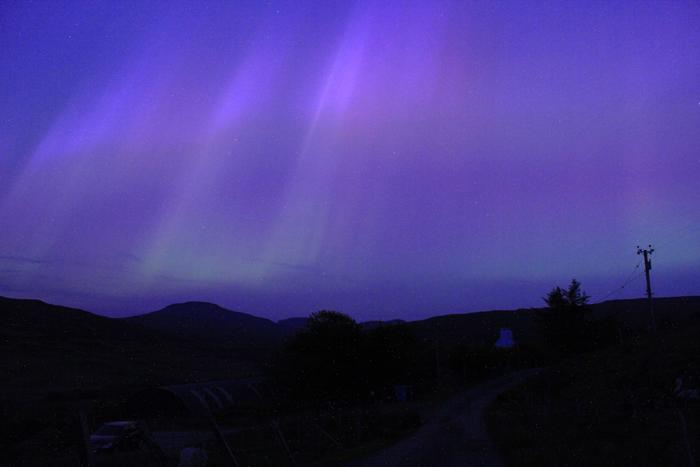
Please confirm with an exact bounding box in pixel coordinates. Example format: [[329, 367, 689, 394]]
[[487, 317, 700, 466]]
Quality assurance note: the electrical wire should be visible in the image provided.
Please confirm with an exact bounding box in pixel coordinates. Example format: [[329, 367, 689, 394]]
[[596, 220, 699, 303], [597, 259, 644, 302]]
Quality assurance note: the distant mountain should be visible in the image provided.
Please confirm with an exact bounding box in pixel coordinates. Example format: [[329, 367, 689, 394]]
[[407, 296, 700, 348], [361, 319, 406, 330], [590, 295, 700, 328], [0, 296, 257, 400], [276, 317, 408, 335], [4, 294, 698, 401], [277, 317, 309, 335], [3, 295, 147, 341], [125, 301, 284, 348], [408, 308, 539, 348]]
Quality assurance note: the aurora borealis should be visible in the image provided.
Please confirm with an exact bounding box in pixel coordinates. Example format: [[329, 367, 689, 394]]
[[1, 1, 699, 319]]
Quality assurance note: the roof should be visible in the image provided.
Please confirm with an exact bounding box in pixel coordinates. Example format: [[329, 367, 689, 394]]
[[131, 378, 263, 417]]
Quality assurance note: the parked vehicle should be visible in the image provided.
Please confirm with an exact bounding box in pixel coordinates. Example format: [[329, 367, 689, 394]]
[[89, 420, 148, 453]]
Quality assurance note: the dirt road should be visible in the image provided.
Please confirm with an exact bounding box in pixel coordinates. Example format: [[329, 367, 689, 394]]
[[348, 368, 541, 467]]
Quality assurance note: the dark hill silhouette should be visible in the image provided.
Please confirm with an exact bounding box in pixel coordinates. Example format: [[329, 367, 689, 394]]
[[4, 294, 699, 401], [117, 296, 700, 354], [125, 301, 284, 348], [591, 295, 700, 328], [406, 296, 700, 348], [3, 296, 156, 341], [361, 318, 407, 330], [277, 317, 309, 334], [0, 296, 257, 400], [6, 294, 699, 353], [278, 317, 408, 335], [408, 308, 538, 348]]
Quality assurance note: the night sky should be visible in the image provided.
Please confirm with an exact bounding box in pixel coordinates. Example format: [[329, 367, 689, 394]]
[[1, 1, 699, 320]]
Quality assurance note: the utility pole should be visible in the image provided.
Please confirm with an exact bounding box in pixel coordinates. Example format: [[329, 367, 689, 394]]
[[433, 338, 442, 388], [637, 245, 656, 332]]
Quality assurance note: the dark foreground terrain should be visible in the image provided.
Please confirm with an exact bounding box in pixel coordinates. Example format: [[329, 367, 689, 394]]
[[3, 294, 699, 466], [2, 297, 259, 466], [348, 368, 541, 467], [487, 318, 700, 466]]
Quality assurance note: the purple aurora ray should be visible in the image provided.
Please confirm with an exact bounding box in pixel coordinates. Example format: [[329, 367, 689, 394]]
[[1, 1, 699, 319]]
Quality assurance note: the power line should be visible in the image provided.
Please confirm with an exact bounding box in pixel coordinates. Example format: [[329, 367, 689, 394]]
[[598, 259, 643, 302], [596, 224, 696, 330]]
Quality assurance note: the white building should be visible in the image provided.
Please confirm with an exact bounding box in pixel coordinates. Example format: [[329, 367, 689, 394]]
[[494, 328, 515, 349]]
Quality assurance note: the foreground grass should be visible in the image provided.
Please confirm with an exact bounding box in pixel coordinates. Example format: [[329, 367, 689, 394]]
[[486, 320, 700, 466]]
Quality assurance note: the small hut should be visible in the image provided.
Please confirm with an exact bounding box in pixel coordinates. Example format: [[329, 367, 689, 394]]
[[494, 328, 516, 349]]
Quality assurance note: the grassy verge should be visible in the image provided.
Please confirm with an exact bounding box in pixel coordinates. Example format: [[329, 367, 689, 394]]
[[486, 321, 700, 466]]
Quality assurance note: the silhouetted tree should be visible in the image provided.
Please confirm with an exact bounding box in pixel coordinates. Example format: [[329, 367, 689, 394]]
[[537, 279, 591, 353], [362, 324, 422, 396], [275, 310, 363, 402]]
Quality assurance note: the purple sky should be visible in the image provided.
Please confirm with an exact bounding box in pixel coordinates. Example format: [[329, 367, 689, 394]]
[[1, 1, 699, 320]]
